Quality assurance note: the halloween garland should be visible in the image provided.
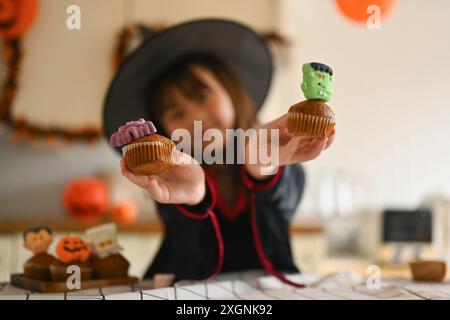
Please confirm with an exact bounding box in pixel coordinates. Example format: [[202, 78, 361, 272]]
[[0, 0, 101, 147], [0, 16, 289, 148], [0, 38, 101, 146], [113, 23, 290, 70]]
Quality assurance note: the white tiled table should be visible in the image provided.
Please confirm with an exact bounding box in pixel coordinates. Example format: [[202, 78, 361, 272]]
[[2, 271, 450, 300]]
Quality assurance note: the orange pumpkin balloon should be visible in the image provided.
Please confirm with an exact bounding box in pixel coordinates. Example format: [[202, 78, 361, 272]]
[[0, 0, 39, 39], [56, 235, 91, 263], [334, 0, 397, 24], [111, 200, 139, 225], [62, 178, 109, 222]]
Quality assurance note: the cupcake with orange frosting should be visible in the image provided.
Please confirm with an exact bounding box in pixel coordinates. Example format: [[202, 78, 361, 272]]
[[110, 119, 175, 176], [49, 235, 93, 282]]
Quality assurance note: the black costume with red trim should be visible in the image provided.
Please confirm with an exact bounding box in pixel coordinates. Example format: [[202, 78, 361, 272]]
[[144, 164, 305, 283]]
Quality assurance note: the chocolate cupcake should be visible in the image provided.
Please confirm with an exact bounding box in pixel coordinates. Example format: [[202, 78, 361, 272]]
[[287, 62, 336, 137], [288, 100, 335, 137], [24, 253, 56, 281], [110, 119, 175, 176], [91, 254, 129, 279]]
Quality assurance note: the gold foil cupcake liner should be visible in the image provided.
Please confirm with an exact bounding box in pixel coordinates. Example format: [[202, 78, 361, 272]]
[[24, 263, 51, 280], [123, 141, 173, 168], [287, 112, 335, 137]]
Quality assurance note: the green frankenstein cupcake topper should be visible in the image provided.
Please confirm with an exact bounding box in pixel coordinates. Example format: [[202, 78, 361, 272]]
[[301, 62, 333, 102]]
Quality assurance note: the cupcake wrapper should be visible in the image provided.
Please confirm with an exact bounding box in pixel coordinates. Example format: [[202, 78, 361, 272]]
[[24, 263, 51, 281], [50, 264, 93, 282], [288, 112, 335, 136], [123, 141, 173, 168]]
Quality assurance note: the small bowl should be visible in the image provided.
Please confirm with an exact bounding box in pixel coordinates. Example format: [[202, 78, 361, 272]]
[[409, 260, 446, 282]]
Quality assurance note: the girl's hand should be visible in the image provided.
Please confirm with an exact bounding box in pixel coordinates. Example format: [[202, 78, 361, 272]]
[[120, 150, 206, 205], [245, 113, 336, 179]]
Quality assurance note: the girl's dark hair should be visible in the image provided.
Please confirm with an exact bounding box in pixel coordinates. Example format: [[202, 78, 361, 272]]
[[145, 54, 257, 136]]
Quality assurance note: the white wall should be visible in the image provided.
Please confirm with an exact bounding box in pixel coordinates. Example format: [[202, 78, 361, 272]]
[[263, 0, 450, 216], [130, 0, 277, 29]]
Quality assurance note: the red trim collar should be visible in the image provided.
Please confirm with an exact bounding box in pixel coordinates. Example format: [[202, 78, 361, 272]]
[[205, 169, 247, 220]]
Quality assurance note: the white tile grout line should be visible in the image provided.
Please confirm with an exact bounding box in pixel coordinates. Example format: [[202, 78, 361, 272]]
[[141, 291, 168, 300], [209, 280, 241, 300], [176, 287, 207, 299], [204, 282, 209, 300], [402, 287, 430, 300], [98, 287, 106, 300], [350, 285, 383, 300]]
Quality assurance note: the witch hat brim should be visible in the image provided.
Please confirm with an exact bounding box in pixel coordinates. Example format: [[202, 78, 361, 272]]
[[103, 19, 273, 152]]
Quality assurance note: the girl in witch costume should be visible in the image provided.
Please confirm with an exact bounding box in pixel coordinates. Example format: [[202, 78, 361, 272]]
[[104, 19, 335, 286]]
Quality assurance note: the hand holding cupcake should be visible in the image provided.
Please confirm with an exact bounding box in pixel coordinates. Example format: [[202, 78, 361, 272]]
[[114, 119, 206, 206]]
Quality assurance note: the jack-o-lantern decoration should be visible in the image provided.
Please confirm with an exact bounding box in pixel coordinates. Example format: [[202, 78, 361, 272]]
[[0, 0, 39, 39], [56, 235, 91, 263], [62, 178, 109, 222]]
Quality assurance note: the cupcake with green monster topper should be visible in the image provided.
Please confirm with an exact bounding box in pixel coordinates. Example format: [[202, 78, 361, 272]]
[[287, 62, 336, 137]]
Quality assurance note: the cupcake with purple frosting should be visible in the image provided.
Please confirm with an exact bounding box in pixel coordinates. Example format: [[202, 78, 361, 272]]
[[110, 119, 175, 175]]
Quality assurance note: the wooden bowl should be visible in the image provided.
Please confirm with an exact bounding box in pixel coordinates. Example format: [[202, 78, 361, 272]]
[[409, 260, 446, 282]]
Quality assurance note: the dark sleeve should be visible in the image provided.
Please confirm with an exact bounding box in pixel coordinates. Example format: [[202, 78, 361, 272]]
[[156, 176, 216, 221], [148, 179, 220, 280], [241, 164, 306, 222], [177, 179, 214, 216]]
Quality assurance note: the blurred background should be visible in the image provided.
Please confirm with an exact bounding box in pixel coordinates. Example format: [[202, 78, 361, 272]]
[[1, 0, 450, 281]]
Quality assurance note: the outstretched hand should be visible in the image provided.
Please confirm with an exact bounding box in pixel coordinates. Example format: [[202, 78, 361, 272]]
[[245, 113, 336, 179], [120, 149, 206, 205]]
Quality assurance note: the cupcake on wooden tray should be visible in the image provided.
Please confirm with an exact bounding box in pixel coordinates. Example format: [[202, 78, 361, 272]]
[[22, 226, 56, 281], [110, 119, 175, 176], [86, 223, 130, 279], [49, 235, 93, 282], [287, 62, 336, 137]]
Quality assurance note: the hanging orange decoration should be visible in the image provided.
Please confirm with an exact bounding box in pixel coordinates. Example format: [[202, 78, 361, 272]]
[[334, 0, 398, 24], [0, 0, 39, 39], [111, 200, 139, 225]]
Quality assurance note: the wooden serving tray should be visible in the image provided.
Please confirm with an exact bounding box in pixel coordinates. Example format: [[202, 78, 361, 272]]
[[10, 274, 139, 293]]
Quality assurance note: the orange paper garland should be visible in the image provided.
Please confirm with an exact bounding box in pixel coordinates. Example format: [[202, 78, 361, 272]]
[[0, 0, 39, 38]]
